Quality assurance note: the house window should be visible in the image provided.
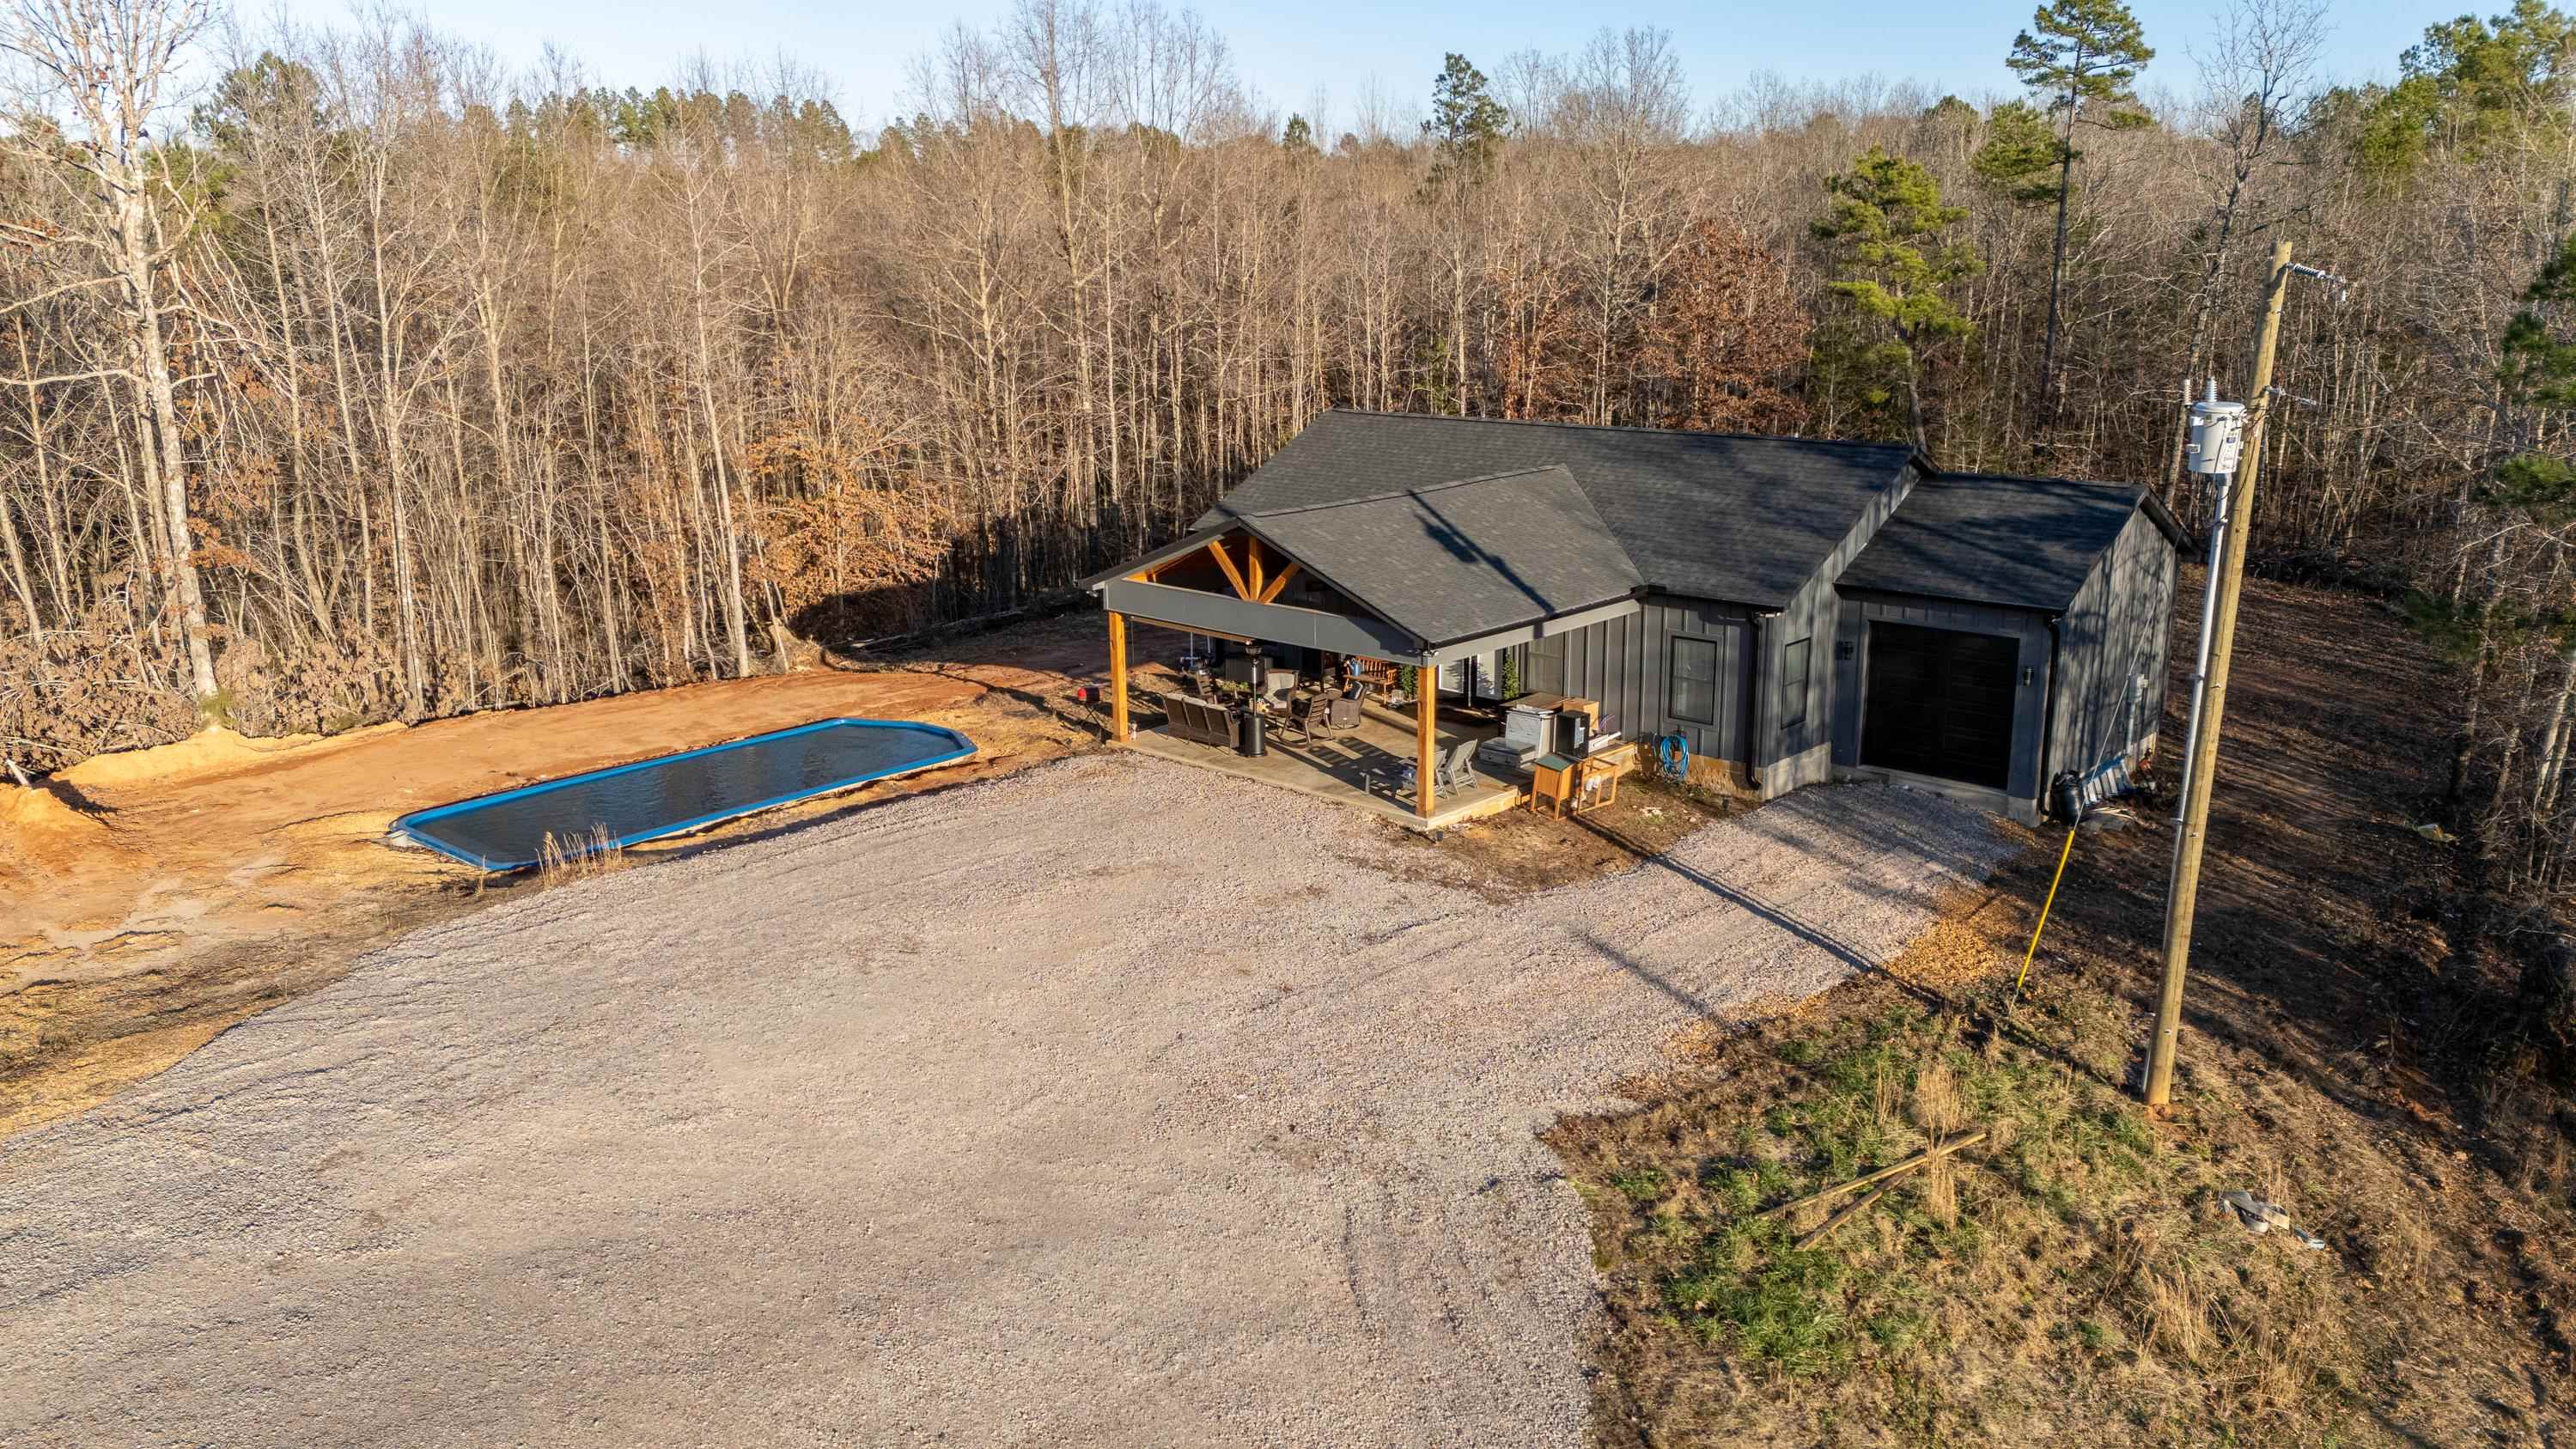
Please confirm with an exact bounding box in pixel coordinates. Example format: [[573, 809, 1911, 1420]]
[[1669, 636, 1718, 725], [1783, 637, 1812, 729]]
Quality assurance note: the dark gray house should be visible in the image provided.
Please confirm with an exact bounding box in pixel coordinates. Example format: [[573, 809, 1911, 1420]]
[[1089, 409, 2182, 824]]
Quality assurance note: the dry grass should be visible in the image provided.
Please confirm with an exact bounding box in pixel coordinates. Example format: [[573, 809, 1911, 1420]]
[[1552, 978, 2399, 1446], [534, 822, 627, 884]]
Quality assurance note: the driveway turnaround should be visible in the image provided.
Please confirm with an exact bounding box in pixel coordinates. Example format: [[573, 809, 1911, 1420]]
[[2, 754, 2012, 1447]]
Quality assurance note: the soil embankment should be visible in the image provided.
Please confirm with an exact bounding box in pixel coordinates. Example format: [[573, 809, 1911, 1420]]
[[2, 619, 1112, 1135]]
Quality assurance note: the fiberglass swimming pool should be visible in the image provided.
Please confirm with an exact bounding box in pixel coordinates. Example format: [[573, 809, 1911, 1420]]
[[390, 717, 977, 872]]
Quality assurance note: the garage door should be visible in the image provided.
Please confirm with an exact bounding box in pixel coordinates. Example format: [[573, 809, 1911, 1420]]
[[1860, 623, 2018, 790]]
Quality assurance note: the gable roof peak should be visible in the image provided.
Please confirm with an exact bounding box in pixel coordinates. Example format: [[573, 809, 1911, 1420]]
[[1211, 408, 1925, 608]]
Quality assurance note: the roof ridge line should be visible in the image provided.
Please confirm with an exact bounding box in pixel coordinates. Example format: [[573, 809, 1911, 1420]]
[[1320, 405, 1915, 452], [1232, 463, 1578, 518], [1930, 469, 2143, 496]]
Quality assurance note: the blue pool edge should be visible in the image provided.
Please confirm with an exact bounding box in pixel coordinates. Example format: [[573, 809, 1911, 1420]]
[[388, 716, 980, 873]]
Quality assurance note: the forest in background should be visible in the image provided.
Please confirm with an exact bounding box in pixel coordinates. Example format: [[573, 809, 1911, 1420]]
[[2, 0, 2573, 898]]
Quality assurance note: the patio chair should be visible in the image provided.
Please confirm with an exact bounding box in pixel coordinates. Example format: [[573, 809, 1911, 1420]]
[[1277, 691, 1358, 746], [1273, 695, 1317, 746], [1393, 738, 1482, 804]]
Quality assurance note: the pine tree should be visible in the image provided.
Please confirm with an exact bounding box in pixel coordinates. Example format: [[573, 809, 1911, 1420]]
[[2005, 0, 2154, 423], [2413, 232, 2576, 830], [2355, 1, 2576, 178], [1422, 55, 1508, 414], [1422, 54, 1507, 193], [1970, 100, 2062, 202], [2496, 232, 2576, 516], [1811, 148, 1982, 453]]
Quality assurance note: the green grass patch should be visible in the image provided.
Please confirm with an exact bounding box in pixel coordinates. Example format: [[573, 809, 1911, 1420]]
[[1552, 977, 2384, 1444], [1666, 1215, 1851, 1373], [1608, 1166, 1669, 1204]]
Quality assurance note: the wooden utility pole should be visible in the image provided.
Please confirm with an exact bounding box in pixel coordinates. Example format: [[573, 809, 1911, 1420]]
[[2143, 236, 2294, 1110]]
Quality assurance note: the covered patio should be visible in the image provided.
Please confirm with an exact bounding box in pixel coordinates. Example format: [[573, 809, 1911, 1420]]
[[1087, 465, 1647, 828], [1124, 691, 1520, 830]]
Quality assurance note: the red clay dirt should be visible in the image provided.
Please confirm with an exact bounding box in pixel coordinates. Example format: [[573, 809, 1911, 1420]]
[[3, 618, 1115, 1136]]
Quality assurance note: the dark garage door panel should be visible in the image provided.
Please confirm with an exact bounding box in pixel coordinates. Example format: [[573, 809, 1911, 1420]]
[[1861, 623, 2018, 790]]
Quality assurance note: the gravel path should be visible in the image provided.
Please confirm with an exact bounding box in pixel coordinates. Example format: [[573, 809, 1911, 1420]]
[[2, 753, 2012, 1446]]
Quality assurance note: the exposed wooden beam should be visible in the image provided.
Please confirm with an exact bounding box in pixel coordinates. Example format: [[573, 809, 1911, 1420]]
[[1245, 536, 1265, 600], [1107, 611, 1131, 742], [1255, 561, 1303, 605], [1416, 676, 1436, 819], [1205, 537, 1253, 600], [1126, 615, 1259, 647]]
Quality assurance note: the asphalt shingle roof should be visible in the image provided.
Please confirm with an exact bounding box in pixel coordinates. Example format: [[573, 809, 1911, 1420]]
[[1236, 466, 1643, 647], [1839, 472, 2157, 612], [1203, 411, 1915, 610]]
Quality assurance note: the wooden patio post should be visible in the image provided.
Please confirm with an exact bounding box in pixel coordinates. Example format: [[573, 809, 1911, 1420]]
[[1416, 668, 1436, 819], [1107, 611, 1130, 742]]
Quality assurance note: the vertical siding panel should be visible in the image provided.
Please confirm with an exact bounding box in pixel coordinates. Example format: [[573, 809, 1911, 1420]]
[[1653, 603, 1675, 756], [2049, 508, 2178, 784], [1628, 595, 1753, 768], [1605, 615, 1628, 731]]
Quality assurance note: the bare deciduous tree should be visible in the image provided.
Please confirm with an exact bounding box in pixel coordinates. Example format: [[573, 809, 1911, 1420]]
[[3, 0, 217, 702]]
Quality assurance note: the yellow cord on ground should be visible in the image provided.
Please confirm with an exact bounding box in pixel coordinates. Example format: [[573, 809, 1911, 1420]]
[[2016, 821, 2080, 995]]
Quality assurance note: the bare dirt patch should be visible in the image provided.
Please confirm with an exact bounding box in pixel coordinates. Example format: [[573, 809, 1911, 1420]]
[[1372, 775, 1738, 902], [3, 628, 1113, 1137]]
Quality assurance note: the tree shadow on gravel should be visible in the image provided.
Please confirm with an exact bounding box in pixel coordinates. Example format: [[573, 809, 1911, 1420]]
[[1572, 813, 1946, 1010], [1571, 791, 2132, 1097]]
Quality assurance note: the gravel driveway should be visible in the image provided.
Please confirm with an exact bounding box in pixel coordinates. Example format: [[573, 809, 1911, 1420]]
[[2, 753, 2011, 1446]]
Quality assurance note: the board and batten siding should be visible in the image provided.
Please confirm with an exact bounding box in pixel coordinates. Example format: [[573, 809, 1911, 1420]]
[[2046, 507, 2177, 784], [1515, 596, 1756, 769], [1638, 596, 1757, 770], [1763, 462, 1922, 788], [1510, 465, 1919, 788]]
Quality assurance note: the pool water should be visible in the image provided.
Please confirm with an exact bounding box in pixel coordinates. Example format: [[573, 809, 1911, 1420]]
[[391, 718, 977, 872]]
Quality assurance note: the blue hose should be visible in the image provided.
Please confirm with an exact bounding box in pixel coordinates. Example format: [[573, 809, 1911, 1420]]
[[1656, 732, 1691, 781]]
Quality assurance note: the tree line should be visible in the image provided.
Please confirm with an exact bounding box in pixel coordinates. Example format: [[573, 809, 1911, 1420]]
[[2, 0, 2572, 897]]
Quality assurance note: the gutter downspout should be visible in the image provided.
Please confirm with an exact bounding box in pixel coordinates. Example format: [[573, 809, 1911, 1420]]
[[1744, 608, 1773, 794], [2038, 612, 2065, 819]]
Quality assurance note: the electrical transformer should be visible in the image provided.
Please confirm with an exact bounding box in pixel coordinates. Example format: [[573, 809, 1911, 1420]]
[[2183, 388, 2245, 477]]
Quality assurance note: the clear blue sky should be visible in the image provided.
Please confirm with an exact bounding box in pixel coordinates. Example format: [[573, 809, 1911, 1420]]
[[265, 0, 2451, 128]]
